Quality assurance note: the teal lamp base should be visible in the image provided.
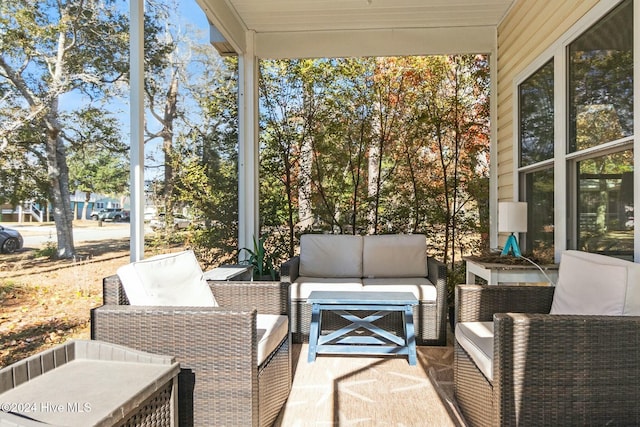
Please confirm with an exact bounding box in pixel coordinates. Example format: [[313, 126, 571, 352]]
[[501, 233, 522, 257]]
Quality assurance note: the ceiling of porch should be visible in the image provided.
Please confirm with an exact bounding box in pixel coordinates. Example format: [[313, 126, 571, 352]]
[[196, 0, 518, 58]]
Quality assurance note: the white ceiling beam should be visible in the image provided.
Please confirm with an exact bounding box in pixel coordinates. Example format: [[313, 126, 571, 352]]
[[196, 0, 246, 54], [255, 26, 497, 59]]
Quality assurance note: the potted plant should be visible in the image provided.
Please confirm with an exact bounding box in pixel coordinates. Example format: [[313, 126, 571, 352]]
[[239, 235, 280, 281]]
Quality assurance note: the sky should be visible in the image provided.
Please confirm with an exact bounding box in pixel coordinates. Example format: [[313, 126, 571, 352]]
[[61, 0, 216, 181], [178, 0, 210, 36]]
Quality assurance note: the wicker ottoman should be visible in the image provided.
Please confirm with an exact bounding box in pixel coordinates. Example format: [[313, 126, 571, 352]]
[[0, 340, 180, 427]]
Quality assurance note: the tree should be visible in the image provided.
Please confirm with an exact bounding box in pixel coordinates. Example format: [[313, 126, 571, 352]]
[[256, 55, 490, 269], [66, 107, 129, 220], [0, 0, 130, 257]]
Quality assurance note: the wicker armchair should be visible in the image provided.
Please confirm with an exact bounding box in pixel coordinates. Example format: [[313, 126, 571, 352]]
[[91, 276, 291, 427], [454, 283, 640, 426]]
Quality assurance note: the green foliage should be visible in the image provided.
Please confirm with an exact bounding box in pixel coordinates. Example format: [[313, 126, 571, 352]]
[[258, 55, 491, 270], [186, 226, 237, 270], [67, 107, 129, 198], [239, 235, 283, 280], [34, 241, 57, 260], [238, 236, 276, 280]]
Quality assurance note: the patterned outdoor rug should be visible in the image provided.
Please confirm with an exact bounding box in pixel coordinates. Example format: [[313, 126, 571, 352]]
[[274, 339, 466, 427]]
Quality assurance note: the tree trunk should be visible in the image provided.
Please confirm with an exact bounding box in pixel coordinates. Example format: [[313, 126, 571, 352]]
[[162, 69, 180, 224], [46, 29, 75, 258], [46, 121, 75, 258], [298, 136, 313, 231], [367, 141, 380, 235]]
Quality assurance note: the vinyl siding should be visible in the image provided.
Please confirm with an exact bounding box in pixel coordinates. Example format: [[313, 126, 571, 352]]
[[496, 0, 599, 201]]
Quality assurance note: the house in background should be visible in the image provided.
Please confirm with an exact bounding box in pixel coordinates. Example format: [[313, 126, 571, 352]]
[[1, 192, 126, 223]]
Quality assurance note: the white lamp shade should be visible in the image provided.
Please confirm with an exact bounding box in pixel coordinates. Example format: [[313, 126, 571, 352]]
[[498, 202, 528, 233]]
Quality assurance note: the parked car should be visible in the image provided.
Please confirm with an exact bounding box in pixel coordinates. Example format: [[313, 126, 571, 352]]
[[0, 225, 24, 254], [96, 208, 129, 222], [150, 213, 194, 231]]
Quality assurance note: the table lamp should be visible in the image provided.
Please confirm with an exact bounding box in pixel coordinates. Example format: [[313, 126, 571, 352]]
[[499, 201, 527, 257]]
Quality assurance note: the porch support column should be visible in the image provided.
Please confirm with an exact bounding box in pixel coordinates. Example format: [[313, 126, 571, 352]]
[[489, 46, 498, 251], [129, 0, 145, 261], [237, 30, 259, 258], [635, 0, 640, 262]]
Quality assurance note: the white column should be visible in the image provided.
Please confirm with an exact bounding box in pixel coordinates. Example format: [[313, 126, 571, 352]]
[[237, 30, 259, 257], [634, 0, 640, 262], [489, 35, 498, 251], [554, 46, 567, 263], [129, 0, 145, 261]]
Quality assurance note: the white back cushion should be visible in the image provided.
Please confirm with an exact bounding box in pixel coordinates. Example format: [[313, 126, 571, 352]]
[[299, 234, 363, 277], [117, 250, 217, 307], [362, 234, 427, 278], [550, 250, 628, 315]]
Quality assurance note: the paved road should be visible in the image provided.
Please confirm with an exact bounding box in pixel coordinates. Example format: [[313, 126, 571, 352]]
[[8, 222, 138, 249]]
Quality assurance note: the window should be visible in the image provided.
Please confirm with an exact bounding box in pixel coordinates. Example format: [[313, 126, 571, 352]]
[[568, 0, 633, 258], [575, 150, 634, 259], [519, 60, 554, 167], [517, 0, 634, 261], [522, 168, 554, 259], [568, 0, 633, 152], [518, 61, 555, 257]]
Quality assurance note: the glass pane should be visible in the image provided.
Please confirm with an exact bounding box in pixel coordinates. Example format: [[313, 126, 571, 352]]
[[519, 60, 554, 167], [523, 168, 554, 260], [568, 0, 633, 152], [577, 149, 634, 259]]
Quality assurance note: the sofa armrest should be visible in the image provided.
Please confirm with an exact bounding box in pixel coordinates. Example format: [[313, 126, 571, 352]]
[[427, 256, 447, 305], [91, 305, 258, 372], [103, 274, 288, 314], [456, 284, 555, 323], [280, 256, 300, 283], [90, 305, 260, 425], [103, 274, 129, 305], [493, 312, 640, 424], [208, 280, 289, 315]]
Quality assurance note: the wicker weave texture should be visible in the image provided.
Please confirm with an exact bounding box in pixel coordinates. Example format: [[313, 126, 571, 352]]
[[92, 276, 291, 427], [455, 284, 640, 426], [0, 340, 178, 427]]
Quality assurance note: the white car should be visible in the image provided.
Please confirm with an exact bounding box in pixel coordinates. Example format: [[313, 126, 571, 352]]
[[150, 213, 193, 230]]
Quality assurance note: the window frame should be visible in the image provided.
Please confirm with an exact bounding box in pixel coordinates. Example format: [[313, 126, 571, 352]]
[[513, 0, 637, 262]]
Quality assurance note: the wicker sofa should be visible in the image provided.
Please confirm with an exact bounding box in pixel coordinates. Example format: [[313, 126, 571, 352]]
[[281, 233, 448, 345], [91, 251, 291, 427], [454, 250, 640, 426]]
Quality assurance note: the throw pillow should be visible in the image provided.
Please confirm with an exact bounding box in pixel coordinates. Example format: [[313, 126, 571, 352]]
[[117, 250, 218, 306], [550, 250, 627, 315]]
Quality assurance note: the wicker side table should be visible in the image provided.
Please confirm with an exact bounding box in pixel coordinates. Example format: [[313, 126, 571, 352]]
[[0, 340, 180, 427]]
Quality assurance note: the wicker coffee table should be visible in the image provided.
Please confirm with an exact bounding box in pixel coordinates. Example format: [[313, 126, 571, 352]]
[[0, 340, 180, 427], [307, 290, 418, 365]]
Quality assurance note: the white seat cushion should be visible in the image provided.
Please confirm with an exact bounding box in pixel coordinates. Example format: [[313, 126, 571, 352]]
[[299, 234, 364, 278], [550, 250, 629, 315], [362, 278, 437, 302], [362, 234, 428, 278], [256, 314, 288, 366], [455, 321, 494, 381], [117, 250, 218, 307], [290, 277, 363, 300]]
